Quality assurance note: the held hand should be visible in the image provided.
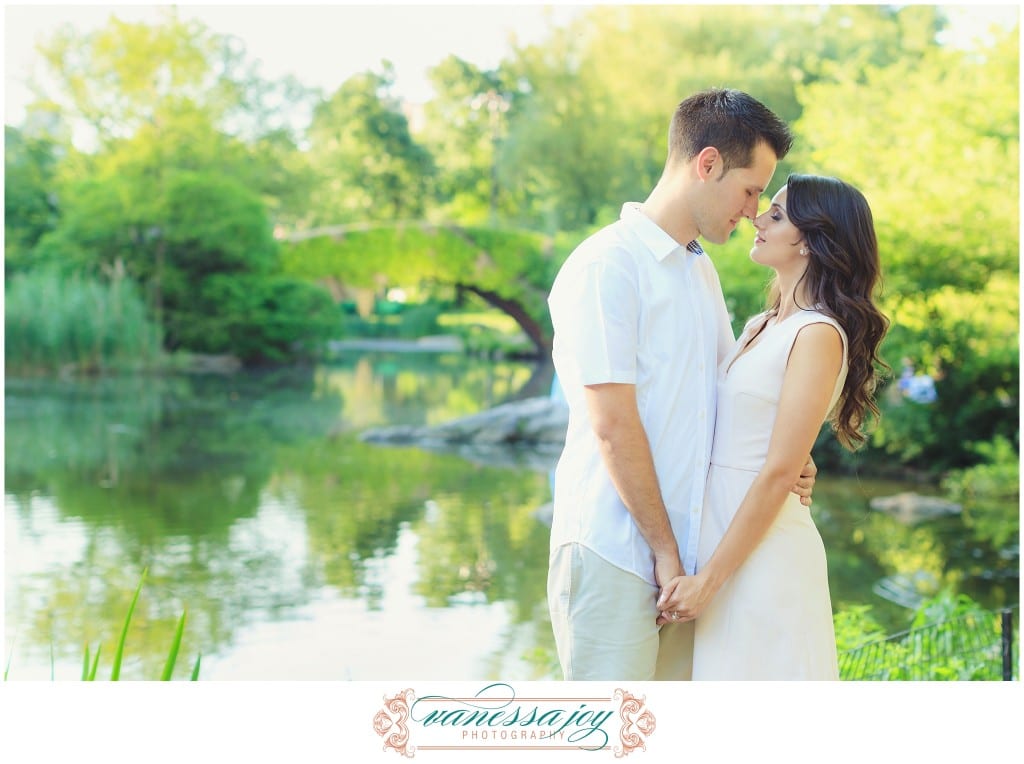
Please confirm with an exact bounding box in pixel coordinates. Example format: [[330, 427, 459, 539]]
[[655, 572, 717, 624], [653, 550, 683, 592], [791, 454, 818, 507]]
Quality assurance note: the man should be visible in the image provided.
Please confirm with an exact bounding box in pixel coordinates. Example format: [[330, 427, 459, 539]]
[[546, 88, 815, 681]]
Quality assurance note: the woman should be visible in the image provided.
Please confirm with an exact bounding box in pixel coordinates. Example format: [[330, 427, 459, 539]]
[[656, 174, 889, 679]]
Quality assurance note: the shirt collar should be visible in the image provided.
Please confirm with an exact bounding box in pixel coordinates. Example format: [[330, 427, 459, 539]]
[[620, 203, 704, 261]]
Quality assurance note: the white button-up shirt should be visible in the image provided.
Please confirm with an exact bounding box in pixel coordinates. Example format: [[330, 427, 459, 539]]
[[547, 203, 735, 585]]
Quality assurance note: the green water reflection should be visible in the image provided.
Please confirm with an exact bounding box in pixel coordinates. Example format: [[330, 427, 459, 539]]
[[4, 355, 1017, 680]]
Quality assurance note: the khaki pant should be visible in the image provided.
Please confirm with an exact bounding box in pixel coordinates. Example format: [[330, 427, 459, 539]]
[[547, 542, 694, 681]]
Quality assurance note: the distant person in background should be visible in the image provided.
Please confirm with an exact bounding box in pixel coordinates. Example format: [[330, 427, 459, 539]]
[[898, 358, 937, 404], [546, 88, 817, 681], [656, 174, 890, 679]]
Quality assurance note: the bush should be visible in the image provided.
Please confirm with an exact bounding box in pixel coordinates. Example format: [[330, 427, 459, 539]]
[[174, 274, 339, 364], [942, 435, 1020, 548]]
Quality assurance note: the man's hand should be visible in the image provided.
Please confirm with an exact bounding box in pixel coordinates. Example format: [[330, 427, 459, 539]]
[[653, 550, 683, 592], [791, 453, 817, 506], [653, 552, 684, 625]]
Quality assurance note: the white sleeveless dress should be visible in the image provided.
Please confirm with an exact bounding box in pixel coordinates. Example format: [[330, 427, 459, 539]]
[[691, 309, 846, 680]]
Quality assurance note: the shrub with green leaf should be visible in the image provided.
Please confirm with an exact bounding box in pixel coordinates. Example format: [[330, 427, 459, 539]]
[[942, 435, 1020, 548]]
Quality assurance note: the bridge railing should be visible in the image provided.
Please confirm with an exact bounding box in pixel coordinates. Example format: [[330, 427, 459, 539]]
[[839, 604, 1018, 681]]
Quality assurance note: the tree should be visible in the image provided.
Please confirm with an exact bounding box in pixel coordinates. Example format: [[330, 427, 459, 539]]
[[34, 8, 264, 145], [794, 28, 1018, 295], [499, 5, 818, 231], [421, 56, 511, 223], [4, 126, 61, 271], [15, 12, 336, 364], [306, 65, 435, 225]]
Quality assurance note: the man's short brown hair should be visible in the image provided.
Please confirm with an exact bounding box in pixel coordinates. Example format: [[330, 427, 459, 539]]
[[669, 88, 793, 173]]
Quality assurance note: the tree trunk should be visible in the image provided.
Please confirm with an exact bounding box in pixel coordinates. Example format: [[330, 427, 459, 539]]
[[457, 283, 551, 359]]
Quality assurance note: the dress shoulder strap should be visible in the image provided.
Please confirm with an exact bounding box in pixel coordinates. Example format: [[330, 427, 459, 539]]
[[786, 310, 849, 411]]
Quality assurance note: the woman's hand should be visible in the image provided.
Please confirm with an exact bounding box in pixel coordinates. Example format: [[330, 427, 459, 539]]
[[655, 572, 719, 625]]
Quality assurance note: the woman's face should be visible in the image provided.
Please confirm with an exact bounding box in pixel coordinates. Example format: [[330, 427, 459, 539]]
[[750, 186, 805, 269]]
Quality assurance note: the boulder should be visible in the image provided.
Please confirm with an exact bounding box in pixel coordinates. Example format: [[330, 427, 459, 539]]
[[360, 395, 568, 472], [361, 396, 569, 448], [869, 492, 962, 524]]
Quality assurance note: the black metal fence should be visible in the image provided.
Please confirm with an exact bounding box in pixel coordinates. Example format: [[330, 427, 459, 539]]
[[839, 605, 1019, 681]]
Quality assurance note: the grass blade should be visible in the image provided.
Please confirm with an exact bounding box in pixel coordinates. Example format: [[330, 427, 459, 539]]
[[160, 610, 187, 681], [4, 636, 15, 681], [87, 644, 101, 681], [81, 644, 90, 681], [111, 568, 147, 681], [190, 654, 202, 682]]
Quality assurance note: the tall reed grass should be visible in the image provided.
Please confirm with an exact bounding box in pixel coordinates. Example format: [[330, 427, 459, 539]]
[[5, 268, 164, 373], [4, 568, 201, 681]]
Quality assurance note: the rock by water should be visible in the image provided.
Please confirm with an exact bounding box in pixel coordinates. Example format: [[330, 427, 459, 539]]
[[869, 492, 962, 524]]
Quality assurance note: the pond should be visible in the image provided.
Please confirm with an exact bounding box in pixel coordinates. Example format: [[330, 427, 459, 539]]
[[4, 353, 1018, 680]]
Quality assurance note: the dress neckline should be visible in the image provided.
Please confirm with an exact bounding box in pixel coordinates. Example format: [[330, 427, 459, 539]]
[[724, 309, 810, 377]]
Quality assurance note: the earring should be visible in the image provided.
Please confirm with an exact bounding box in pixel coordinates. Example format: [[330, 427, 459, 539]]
[[799, 247, 808, 256]]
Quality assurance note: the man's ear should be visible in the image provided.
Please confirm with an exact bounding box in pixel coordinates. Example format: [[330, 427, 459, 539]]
[[696, 146, 720, 181]]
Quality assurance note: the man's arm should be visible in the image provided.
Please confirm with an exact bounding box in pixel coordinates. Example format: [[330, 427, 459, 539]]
[[584, 382, 681, 588]]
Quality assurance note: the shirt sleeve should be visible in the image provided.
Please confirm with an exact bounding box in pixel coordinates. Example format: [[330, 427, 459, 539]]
[[549, 252, 639, 386]]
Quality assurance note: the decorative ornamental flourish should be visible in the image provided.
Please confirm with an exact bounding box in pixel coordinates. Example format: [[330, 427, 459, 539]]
[[374, 688, 417, 757], [612, 688, 656, 757]]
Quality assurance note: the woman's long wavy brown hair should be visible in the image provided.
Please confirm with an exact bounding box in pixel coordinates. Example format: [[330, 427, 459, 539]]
[[768, 174, 890, 450]]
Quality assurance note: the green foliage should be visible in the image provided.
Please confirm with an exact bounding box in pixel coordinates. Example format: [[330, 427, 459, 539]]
[[281, 223, 558, 353], [33, 8, 302, 146], [306, 65, 434, 224], [16, 13, 328, 366], [833, 604, 887, 653], [421, 56, 510, 222], [160, 171, 278, 277], [942, 436, 1020, 549], [498, 4, 897, 228], [837, 591, 1014, 681], [175, 274, 339, 364], [870, 275, 1019, 471], [4, 267, 164, 373], [797, 5, 945, 85], [340, 302, 444, 340], [794, 28, 1018, 295], [4, 127, 61, 271]]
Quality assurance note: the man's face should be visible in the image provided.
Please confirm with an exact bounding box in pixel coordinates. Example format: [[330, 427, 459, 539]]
[[695, 141, 778, 245]]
